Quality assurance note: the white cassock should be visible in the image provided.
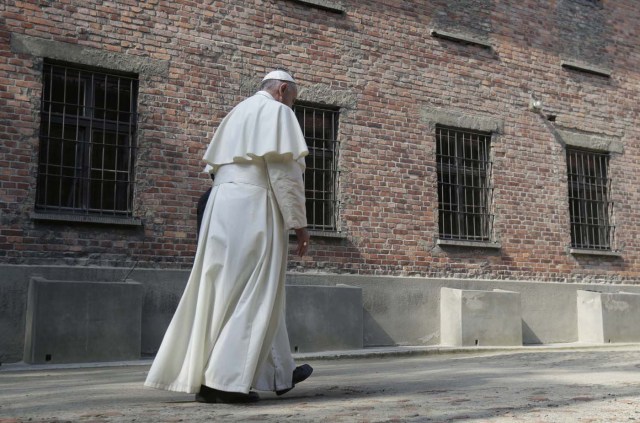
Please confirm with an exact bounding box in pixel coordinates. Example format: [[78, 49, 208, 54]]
[[144, 91, 308, 394]]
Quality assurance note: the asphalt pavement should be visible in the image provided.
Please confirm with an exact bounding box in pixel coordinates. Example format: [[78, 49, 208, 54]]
[[1, 344, 640, 422]]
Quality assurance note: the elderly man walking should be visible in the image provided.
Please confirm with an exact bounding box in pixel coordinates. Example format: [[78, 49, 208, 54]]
[[145, 69, 313, 403]]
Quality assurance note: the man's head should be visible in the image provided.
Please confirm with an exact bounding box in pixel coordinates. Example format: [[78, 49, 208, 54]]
[[260, 69, 298, 108]]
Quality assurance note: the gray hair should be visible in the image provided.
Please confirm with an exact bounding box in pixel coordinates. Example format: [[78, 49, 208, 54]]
[[260, 78, 295, 91]]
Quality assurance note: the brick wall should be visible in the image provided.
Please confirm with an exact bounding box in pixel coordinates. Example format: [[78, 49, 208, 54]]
[[1, 0, 639, 283]]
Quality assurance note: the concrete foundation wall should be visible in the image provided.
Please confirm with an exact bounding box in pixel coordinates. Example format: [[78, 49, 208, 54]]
[[288, 274, 640, 348], [285, 284, 363, 353], [577, 290, 640, 343], [3, 265, 640, 363], [0, 265, 188, 362], [440, 288, 522, 346], [24, 278, 143, 364]]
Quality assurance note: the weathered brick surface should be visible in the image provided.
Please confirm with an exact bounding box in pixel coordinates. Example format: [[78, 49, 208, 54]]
[[1, 0, 639, 283]]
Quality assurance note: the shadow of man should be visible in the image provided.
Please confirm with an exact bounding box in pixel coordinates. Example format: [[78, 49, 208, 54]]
[[196, 174, 214, 240]]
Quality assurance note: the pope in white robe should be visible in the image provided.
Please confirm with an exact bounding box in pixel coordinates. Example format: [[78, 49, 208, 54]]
[[144, 70, 312, 403]]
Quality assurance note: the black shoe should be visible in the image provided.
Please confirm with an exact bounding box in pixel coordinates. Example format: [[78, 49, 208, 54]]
[[276, 364, 314, 396], [195, 385, 259, 403]]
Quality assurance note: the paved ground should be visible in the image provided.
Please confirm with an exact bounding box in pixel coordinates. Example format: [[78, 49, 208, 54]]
[[1, 345, 640, 422]]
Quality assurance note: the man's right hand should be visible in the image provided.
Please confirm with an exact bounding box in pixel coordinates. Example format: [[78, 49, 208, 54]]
[[294, 227, 310, 257]]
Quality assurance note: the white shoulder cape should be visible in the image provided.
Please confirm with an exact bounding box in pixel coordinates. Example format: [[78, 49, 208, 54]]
[[203, 91, 308, 172]]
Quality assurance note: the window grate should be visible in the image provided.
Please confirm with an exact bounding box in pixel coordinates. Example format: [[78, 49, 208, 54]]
[[293, 103, 340, 231], [436, 126, 493, 241], [567, 148, 614, 250], [36, 61, 138, 217]]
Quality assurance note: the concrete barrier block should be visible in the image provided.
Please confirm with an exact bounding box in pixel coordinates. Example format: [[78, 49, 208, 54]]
[[23, 277, 143, 364], [286, 284, 363, 352], [577, 290, 640, 343], [441, 287, 522, 346]]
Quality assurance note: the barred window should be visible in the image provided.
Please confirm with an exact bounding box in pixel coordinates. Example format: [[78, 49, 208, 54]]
[[293, 103, 340, 232], [567, 148, 613, 250], [436, 126, 493, 241], [36, 61, 138, 217]]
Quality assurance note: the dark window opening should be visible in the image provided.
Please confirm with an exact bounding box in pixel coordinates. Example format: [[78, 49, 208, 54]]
[[567, 148, 613, 250], [36, 60, 138, 217], [436, 126, 493, 241], [293, 103, 340, 232]]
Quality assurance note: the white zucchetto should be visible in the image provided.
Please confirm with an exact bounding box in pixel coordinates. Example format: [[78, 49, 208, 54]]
[[262, 70, 296, 83]]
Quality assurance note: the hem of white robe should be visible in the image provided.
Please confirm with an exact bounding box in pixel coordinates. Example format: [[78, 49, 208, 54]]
[[254, 381, 293, 392], [143, 380, 199, 394], [144, 379, 293, 394]]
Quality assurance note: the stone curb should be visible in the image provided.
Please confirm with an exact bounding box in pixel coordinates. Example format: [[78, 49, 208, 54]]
[[294, 342, 640, 360], [2, 343, 639, 372]]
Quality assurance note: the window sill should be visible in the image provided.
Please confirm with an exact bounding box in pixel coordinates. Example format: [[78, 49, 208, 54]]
[[430, 29, 493, 50], [289, 229, 347, 239], [569, 248, 622, 257], [561, 60, 611, 78], [291, 0, 345, 13], [437, 239, 501, 249], [31, 212, 142, 226]]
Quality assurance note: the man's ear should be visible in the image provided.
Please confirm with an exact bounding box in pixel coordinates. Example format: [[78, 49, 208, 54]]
[[278, 82, 288, 96]]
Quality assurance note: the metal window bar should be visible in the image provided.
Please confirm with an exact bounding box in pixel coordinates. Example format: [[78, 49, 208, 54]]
[[293, 103, 340, 231], [567, 148, 614, 250], [36, 61, 138, 216], [436, 126, 493, 241]]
